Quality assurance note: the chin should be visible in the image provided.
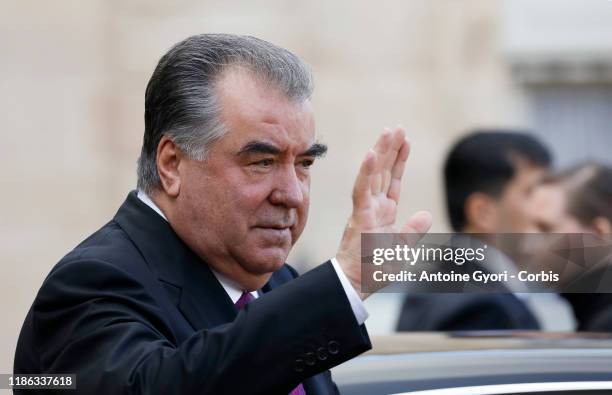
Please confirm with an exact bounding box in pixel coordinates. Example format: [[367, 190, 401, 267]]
[[245, 248, 289, 275]]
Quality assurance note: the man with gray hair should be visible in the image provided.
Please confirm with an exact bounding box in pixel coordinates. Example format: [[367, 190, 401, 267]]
[[15, 34, 431, 394]]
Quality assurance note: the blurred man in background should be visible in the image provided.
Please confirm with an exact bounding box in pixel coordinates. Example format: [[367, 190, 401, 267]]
[[397, 130, 554, 331], [532, 163, 612, 331]]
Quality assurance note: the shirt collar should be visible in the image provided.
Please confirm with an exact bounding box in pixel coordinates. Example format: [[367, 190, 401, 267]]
[[137, 189, 167, 220], [136, 189, 258, 303]]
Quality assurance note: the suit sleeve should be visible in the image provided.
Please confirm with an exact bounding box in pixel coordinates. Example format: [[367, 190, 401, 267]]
[[26, 259, 371, 394]]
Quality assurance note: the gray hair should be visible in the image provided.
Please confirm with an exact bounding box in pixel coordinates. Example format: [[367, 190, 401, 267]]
[[136, 33, 314, 194]]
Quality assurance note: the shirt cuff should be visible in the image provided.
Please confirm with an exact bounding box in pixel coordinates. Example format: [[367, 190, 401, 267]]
[[330, 257, 369, 325]]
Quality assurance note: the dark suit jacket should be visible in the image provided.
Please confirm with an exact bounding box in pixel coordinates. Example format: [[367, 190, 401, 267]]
[[562, 292, 612, 332], [396, 251, 540, 331], [15, 191, 371, 394], [396, 293, 539, 331], [562, 264, 612, 332]]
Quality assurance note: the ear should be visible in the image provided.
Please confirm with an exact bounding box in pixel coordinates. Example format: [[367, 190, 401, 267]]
[[464, 192, 498, 233], [156, 135, 182, 198], [592, 216, 612, 235]]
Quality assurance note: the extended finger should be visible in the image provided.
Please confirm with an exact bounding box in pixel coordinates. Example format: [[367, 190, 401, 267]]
[[380, 128, 404, 194], [352, 149, 376, 211], [387, 138, 410, 202], [371, 129, 392, 195], [380, 130, 397, 191], [400, 210, 433, 236]]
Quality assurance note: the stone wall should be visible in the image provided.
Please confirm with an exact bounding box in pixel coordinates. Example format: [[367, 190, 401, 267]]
[[0, 0, 546, 375]]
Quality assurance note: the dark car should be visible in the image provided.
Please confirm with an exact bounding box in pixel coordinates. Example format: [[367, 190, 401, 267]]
[[332, 332, 612, 395]]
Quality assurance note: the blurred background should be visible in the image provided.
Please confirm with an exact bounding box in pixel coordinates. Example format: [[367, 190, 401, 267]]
[[2, 0, 612, 378]]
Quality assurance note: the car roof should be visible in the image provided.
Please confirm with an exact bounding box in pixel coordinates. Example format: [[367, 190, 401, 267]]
[[333, 333, 612, 395], [366, 332, 612, 355]]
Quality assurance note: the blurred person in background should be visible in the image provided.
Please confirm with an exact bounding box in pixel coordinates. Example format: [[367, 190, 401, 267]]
[[532, 163, 612, 235], [443, 131, 551, 235], [532, 163, 612, 331], [397, 130, 555, 331]]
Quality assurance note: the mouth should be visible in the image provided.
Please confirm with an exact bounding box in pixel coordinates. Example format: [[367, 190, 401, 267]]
[[253, 225, 293, 240], [255, 225, 291, 232]]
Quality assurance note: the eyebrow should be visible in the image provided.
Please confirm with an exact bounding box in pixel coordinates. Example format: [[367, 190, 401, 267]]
[[303, 143, 328, 158], [236, 141, 328, 158]]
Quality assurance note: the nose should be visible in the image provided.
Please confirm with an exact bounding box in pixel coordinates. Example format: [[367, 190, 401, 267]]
[[269, 164, 305, 208]]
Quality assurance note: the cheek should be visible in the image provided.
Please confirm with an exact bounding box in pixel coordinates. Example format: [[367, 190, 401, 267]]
[[296, 198, 310, 230], [291, 184, 310, 242], [300, 182, 310, 212], [225, 184, 272, 226], [506, 196, 531, 219], [182, 171, 259, 231]]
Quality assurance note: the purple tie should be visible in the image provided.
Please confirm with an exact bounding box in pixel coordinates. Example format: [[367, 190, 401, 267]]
[[234, 291, 255, 310], [235, 292, 306, 395]]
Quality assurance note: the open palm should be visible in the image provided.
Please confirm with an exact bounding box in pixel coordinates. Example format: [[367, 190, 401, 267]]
[[336, 127, 432, 298]]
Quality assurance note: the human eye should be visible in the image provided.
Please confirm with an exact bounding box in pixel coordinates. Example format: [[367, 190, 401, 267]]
[[251, 158, 275, 169], [297, 158, 315, 169]]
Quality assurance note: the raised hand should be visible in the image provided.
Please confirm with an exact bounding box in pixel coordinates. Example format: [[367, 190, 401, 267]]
[[336, 127, 432, 299]]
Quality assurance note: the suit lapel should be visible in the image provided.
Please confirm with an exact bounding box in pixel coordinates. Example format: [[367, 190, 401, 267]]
[[178, 248, 238, 330], [114, 191, 238, 331]]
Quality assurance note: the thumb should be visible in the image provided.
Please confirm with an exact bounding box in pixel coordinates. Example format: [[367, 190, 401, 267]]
[[400, 210, 433, 236]]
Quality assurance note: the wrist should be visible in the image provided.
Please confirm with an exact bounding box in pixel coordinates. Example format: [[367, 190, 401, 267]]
[[334, 254, 367, 300]]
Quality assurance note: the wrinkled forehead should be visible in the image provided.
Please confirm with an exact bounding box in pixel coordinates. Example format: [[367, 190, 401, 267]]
[[215, 67, 316, 152]]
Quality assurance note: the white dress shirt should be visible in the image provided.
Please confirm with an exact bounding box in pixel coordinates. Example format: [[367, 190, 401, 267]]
[[137, 190, 368, 324]]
